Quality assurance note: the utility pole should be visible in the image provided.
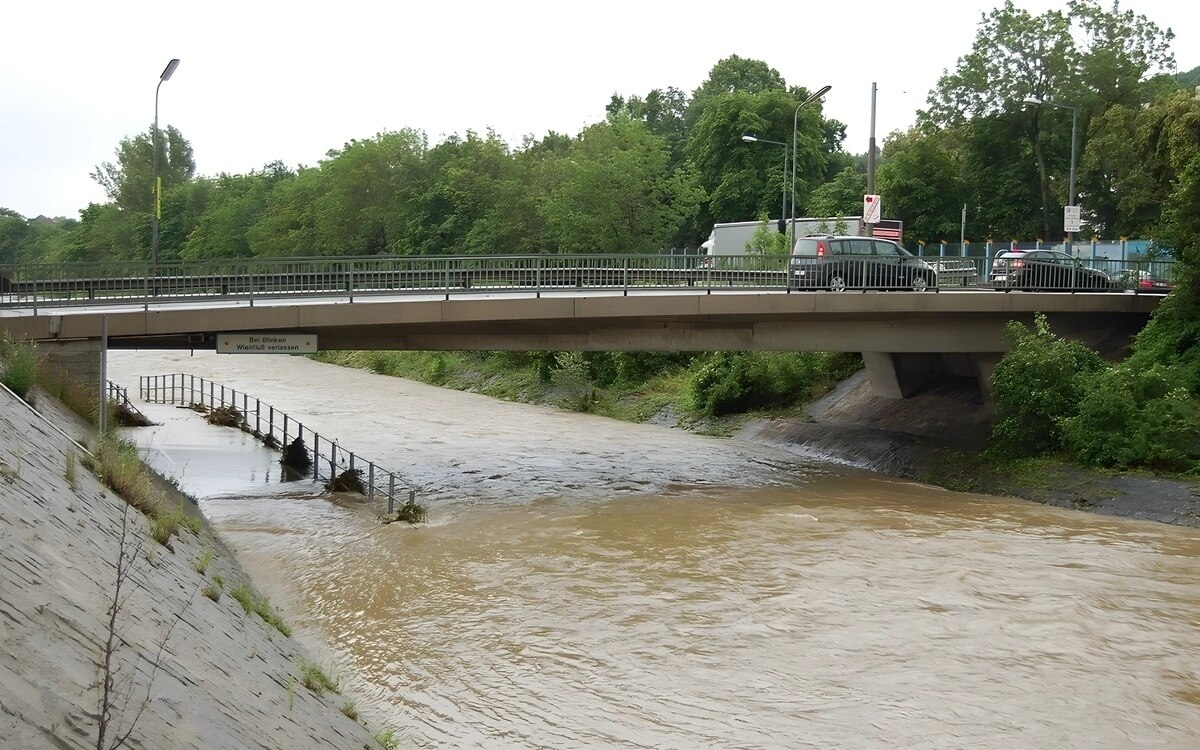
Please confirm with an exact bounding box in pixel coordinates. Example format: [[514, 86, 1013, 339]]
[[865, 82, 877, 237]]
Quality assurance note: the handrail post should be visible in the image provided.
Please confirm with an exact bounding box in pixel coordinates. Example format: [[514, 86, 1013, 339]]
[[368, 463, 375, 503], [313, 433, 320, 479], [388, 474, 396, 515]]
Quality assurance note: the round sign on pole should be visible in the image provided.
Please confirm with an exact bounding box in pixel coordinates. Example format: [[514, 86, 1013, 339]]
[[863, 194, 881, 224]]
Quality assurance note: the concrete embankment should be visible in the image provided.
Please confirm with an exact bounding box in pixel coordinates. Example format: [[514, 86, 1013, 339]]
[[739, 371, 1200, 527], [0, 385, 379, 748]]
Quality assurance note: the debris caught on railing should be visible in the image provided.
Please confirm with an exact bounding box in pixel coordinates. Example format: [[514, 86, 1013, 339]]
[[138, 372, 418, 518]]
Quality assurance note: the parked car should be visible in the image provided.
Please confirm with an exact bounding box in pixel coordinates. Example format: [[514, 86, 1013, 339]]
[[1109, 268, 1174, 293], [990, 250, 1113, 291], [790, 236, 936, 291]]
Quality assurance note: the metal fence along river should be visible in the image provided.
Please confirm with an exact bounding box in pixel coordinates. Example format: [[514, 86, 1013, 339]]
[[139, 372, 416, 514]]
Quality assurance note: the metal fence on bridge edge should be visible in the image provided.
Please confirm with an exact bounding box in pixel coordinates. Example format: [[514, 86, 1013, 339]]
[[138, 373, 417, 516], [0, 251, 1178, 309]]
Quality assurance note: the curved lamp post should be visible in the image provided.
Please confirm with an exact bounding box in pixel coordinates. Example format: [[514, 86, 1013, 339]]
[[740, 134, 788, 235], [152, 58, 180, 276], [1023, 96, 1077, 253], [790, 85, 832, 250]]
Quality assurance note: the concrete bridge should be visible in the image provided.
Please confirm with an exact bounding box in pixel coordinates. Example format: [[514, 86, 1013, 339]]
[[1, 287, 1159, 399]]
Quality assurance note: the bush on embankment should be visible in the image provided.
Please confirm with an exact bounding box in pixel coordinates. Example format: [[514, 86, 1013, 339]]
[[312, 349, 862, 428], [988, 313, 1200, 473], [689, 352, 862, 416], [0, 333, 39, 399]]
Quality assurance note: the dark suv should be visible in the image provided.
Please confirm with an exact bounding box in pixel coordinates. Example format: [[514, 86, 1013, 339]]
[[990, 250, 1113, 291], [789, 236, 936, 291]]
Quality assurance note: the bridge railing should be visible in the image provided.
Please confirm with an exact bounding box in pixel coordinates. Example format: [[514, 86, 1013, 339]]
[[0, 252, 1177, 309], [138, 373, 416, 514]]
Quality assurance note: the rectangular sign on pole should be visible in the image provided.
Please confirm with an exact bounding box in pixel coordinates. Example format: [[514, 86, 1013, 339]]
[[863, 194, 881, 224], [217, 333, 318, 354], [1064, 205, 1082, 233]]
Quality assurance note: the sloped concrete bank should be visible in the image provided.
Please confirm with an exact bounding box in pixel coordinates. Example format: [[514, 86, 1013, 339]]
[[0, 384, 379, 749], [737, 371, 1200, 527]]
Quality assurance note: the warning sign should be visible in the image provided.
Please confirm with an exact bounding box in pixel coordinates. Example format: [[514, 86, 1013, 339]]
[[217, 333, 317, 354], [863, 194, 881, 224]]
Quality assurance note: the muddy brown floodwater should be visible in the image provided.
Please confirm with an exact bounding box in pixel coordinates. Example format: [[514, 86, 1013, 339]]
[[108, 350, 1200, 748]]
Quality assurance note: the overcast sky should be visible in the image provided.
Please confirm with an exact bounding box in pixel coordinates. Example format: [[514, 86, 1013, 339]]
[[2, 0, 1197, 220]]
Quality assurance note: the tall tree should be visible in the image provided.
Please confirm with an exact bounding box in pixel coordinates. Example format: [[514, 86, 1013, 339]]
[[1081, 90, 1200, 238], [539, 117, 700, 254], [923, 0, 1176, 241], [805, 167, 866, 218], [876, 128, 968, 243], [606, 87, 689, 170], [91, 126, 195, 214], [181, 163, 295, 259], [685, 55, 787, 135], [685, 88, 835, 230]]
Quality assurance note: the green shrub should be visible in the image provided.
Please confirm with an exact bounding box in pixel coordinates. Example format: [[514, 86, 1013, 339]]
[[1063, 363, 1198, 471], [87, 434, 159, 515], [689, 351, 860, 416], [989, 313, 1106, 457], [613, 352, 697, 386], [550, 352, 594, 411], [0, 333, 39, 399]]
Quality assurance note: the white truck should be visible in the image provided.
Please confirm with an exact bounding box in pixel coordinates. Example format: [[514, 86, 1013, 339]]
[[701, 217, 902, 255]]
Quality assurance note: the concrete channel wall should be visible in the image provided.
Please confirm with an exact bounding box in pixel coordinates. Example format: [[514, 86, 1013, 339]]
[[0, 380, 380, 748]]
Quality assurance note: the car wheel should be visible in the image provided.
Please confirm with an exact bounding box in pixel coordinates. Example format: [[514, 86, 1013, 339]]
[[828, 275, 847, 292], [910, 274, 929, 292]]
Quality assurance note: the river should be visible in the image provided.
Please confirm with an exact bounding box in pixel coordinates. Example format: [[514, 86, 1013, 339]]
[[107, 350, 1200, 748]]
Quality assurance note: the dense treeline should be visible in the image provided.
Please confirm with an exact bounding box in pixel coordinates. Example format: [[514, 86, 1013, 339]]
[[3, 1, 1198, 267]]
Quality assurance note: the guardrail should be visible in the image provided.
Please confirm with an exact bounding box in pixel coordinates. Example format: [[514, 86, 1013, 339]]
[[0, 252, 1177, 310], [107, 380, 151, 424], [138, 373, 416, 514]]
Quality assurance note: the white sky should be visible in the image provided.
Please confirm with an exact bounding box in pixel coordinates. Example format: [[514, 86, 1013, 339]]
[[2, 0, 1197, 220]]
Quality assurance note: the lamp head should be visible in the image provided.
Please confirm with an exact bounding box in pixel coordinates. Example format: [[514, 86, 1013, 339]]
[[802, 85, 832, 106], [161, 59, 180, 81], [741, 134, 758, 143], [1023, 97, 1043, 105]]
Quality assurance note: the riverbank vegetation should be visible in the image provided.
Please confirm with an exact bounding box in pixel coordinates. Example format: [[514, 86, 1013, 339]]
[[964, 156, 1200, 477], [314, 350, 862, 432]]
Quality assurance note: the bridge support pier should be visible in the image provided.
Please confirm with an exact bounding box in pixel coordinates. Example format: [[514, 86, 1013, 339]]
[[40, 339, 103, 401], [863, 352, 1004, 401]]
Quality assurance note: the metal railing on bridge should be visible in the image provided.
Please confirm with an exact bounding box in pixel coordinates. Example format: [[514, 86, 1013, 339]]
[[0, 252, 1177, 310], [139, 373, 416, 514]]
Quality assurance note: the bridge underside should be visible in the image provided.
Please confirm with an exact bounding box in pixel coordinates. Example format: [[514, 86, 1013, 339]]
[[6, 292, 1156, 400]]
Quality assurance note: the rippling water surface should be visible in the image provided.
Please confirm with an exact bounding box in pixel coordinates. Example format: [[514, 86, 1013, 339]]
[[110, 351, 1200, 748]]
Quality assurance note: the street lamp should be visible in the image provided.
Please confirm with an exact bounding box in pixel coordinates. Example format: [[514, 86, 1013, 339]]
[[790, 85, 832, 250], [1023, 96, 1078, 253], [152, 58, 180, 276], [741, 134, 788, 235]]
